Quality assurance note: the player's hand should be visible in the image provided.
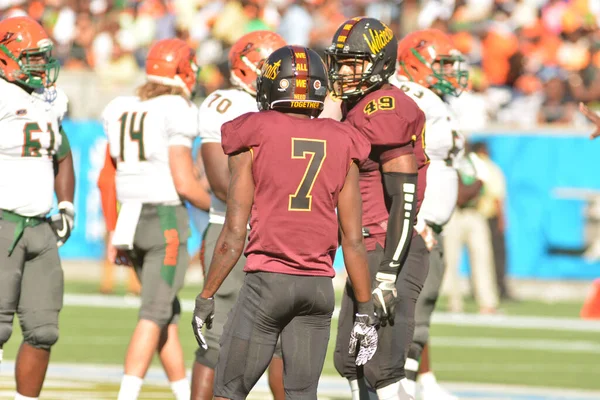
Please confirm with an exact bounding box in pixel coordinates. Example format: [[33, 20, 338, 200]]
[[372, 273, 397, 327], [192, 295, 215, 350], [580, 103, 600, 139], [419, 224, 437, 252], [349, 301, 378, 366], [106, 232, 133, 267], [49, 201, 74, 247]]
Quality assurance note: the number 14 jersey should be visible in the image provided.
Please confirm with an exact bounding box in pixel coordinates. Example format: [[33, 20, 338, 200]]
[[102, 95, 198, 205], [221, 110, 370, 277]]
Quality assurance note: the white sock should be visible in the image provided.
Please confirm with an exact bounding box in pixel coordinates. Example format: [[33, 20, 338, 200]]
[[418, 371, 437, 387], [170, 378, 191, 400], [0, 348, 3, 363], [15, 394, 38, 400], [117, 375, 144, 400], [401, 377, 416, 398], [349, 379, 361, 400]]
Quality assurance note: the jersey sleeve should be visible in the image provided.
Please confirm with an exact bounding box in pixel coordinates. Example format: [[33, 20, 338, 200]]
[[100, 99, 119, 159], [198, 97, 228, 144], [221, 112, 261, 155], [166, 97, 199, 147], [346, 90, 426, 164], [343, 124, 370, 165], [53, 87, 69, 123]]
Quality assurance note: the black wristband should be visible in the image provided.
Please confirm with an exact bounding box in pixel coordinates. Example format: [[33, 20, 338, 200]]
[[357, 300, 375, 317]]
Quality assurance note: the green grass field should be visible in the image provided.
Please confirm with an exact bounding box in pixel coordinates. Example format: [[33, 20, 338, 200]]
[[1, 280, 597, 399]]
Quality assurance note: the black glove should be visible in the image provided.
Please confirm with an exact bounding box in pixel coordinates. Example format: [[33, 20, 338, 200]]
[[349, 301, 378, 366], [192, 295, 215, 350], [372, 272, 397, 327], [49, 201, 75, 247]]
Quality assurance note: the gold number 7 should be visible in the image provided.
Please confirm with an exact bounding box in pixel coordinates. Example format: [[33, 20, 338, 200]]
[[288, 138, 327, 211]]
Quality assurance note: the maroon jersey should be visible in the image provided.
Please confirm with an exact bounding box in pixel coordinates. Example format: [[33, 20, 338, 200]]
[[221, 110, 370, 277], [344, 85, 428, 251]]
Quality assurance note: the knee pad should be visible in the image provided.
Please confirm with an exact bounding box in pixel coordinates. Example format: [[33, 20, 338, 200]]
[[23, 324, 59, 350], [195, 346, 219, 369], [407, 342, 424, 364], [412, 324, 430, 348], [0, 323, 13, 346]]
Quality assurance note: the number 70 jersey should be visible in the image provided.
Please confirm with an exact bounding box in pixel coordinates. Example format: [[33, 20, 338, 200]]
[[102, 95, 199, 204], [198, 88, 257, 224]]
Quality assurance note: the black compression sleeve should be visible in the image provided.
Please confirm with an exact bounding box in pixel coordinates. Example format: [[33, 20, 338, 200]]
[[377, 172, 418, 280]]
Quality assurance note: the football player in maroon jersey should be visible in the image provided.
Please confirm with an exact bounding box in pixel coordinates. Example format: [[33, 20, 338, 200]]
[[192, 45, 378, 399]]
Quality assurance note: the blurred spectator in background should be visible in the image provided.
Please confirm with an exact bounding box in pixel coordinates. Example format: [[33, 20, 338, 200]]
[[444, 144, 500, 314], [1, 0, 598, 126], [472, 142, 512, 301]]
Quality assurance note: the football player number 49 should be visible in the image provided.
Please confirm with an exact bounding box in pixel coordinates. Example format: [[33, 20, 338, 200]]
[[289, 138, 327, 211]]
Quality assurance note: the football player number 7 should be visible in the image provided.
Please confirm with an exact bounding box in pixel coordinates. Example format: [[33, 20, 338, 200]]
[[288, 138, 326, 211]]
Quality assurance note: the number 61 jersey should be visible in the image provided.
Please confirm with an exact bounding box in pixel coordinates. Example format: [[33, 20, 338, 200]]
[[101, 95, 198, 205], [0, 79, 68, 217]]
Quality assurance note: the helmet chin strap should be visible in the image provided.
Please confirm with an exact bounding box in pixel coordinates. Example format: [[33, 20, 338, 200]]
[[230, 73, 257, 97], [147, 75, 191, 97]]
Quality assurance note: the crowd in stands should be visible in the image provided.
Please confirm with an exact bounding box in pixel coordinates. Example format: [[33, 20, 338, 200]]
[[1, 0, 599, 128]]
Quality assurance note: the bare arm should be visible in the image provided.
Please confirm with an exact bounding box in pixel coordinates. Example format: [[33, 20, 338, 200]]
[[54, 126, 75, 203], [55, 150, 75, 203], [200, 150, 254, 298], [201, 142, 230, 202], [580, 103, 600, 139], [169, 145, 211, 211], [456, 175, 483, 207], [338, 162, 371, 303]]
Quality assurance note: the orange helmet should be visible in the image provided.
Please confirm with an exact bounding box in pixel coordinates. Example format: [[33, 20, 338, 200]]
[[397, 29, 469, 97], [145, 38, 198, 97], [228, 30, 286, 96], [0, 16, 59, 89]]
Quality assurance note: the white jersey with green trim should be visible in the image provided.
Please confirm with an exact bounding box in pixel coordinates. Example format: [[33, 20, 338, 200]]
[[389, 77, 464, 227], [102, 94, 199, 205], [0, 79, 68, 217], [198, 88, 256, 224]]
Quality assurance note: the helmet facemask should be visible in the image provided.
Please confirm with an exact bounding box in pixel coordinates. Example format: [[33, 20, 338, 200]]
[[0, 39, 59, 89], [401, 48, 469, 97], [327, 52, 386, 100]]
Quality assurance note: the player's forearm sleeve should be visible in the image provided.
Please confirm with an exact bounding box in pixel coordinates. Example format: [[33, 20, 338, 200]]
[[378, 172, 418, 279]]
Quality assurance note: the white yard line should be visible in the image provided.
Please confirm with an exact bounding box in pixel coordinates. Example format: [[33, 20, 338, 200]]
[[431, 337, 600, 353], [63, 293, 600, 332], [2, 363, 600, 400]]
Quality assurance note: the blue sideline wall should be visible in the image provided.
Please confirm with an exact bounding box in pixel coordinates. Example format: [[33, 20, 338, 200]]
[[57, 121, 600, 280]]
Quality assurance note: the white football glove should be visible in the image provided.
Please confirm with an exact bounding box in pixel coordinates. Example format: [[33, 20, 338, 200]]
[[49, 201, 75, 247], [349, 301, 379, 366], [192, 295, 215, 350]]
